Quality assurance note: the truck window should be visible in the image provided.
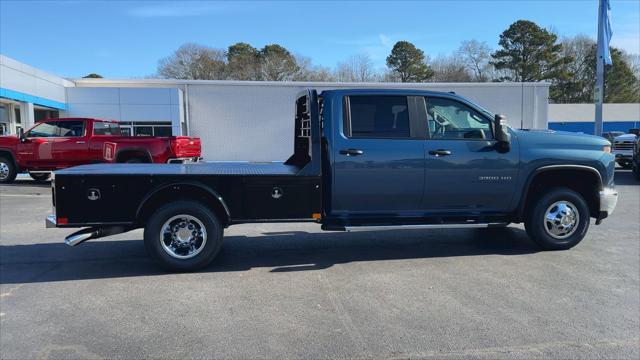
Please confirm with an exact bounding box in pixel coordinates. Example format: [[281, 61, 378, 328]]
[[27, 122, 60, 137], [56, 121, 85, 137], [93, 122, 122, 136], [346, 96, 410, 138], [425, 97, 492, 140]]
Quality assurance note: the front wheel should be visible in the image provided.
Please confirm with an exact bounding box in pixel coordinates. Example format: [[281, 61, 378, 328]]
[[29, 172, 51, 182], [0, 156, 17, 184], [525, 188, 590, 250], [144, 200, 223, 271], [633, 162, 640, 181]]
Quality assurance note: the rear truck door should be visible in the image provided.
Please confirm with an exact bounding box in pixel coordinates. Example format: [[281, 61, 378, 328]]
[[422, 96, 519, 213], [17, 121, 59, 168], [331, 94, 425, 214], [51, 120, 90, 167]]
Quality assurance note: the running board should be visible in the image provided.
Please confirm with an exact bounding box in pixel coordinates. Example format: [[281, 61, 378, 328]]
[[341, 223, 508, 232]]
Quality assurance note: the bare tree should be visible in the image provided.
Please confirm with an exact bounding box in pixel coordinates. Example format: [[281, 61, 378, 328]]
[[430, 55, 472, 82], [157, 43, 226, 80], [335, 53, 378, 82], [293, 55, 335, 81], [457, 40, 492, 81]]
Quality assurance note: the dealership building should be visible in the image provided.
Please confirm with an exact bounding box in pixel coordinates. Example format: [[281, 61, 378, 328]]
[[1, 54, 638, 161]]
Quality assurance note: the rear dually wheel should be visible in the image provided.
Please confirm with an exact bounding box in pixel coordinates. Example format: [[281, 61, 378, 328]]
[[144, 201, 223, 271]]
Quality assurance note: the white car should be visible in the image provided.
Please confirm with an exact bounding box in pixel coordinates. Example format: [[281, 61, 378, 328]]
[[612, 133, 637, 168]]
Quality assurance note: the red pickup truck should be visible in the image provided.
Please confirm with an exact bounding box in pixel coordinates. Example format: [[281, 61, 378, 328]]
[[0, 118, 201, 184]]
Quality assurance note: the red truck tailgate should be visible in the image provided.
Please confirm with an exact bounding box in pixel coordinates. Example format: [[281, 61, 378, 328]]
[[170, 136, 201, 158]]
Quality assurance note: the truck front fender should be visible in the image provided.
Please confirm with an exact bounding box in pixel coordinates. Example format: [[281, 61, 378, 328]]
[[515, 164, 603, 222]]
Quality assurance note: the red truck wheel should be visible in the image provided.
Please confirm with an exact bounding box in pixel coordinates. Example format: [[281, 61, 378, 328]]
[[0, 156, 17, 184], [29, 172, 51, 182]]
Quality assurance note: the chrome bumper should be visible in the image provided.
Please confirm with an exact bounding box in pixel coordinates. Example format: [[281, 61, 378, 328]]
[[599, 187, 618, 216], [167, 157, 201, 164], [46, 214, 57, 228]]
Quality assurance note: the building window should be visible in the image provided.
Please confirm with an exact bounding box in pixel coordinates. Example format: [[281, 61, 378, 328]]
[[118, 121, 173, 137], [153, 126, 172, 136], [14, 108, 21, 125], [0, 104, 9, 135], [134, 126, 154, 136], [34, 109, 59, 123]]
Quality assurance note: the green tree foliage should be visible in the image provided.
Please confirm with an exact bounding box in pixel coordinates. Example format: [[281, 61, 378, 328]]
[[588, 46, 639, 103], [226, 42, 260, 80], [82, 73, 103, 78], [552, 35, 640, 103], [491, 20, 572, 82], [386, 41, 434, 82], [258, 44, 299, 81]]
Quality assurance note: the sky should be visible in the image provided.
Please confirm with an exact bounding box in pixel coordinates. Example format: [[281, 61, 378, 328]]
[[1, 0, 638, 78]]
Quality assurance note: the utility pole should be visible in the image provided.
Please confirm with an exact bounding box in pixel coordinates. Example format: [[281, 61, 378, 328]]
[[595, 0, 612, 136]]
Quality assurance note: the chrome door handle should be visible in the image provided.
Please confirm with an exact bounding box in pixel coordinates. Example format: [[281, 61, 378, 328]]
[[76, 141, 86, 144], [339, 149, 364, 156], [429, 149, 451, 157]]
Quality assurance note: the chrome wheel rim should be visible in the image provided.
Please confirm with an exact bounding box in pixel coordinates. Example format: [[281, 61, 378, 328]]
[[0, 162, 9, 181], [160, 215, 207, 259], [544, 201, 580, 240]]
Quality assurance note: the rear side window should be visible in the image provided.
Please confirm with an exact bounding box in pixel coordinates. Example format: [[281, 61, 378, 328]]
[[56, 121, 85, 137], [93, 122, 122, 135], [346, 96, 410, 138]]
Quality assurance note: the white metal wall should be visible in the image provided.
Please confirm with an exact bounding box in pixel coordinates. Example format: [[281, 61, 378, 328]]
[[186, 82, 549, 161], [64, 87, 183, 135], [0, 55, 73, 104], [549, 103, 640, 122]]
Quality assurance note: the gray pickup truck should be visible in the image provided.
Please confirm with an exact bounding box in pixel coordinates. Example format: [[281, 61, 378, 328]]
[[47, 89, 618, 271]]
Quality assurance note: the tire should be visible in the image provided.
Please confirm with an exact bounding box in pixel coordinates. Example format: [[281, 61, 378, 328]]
[[29, 172, 51, 182], [0, 156, 17, 184], [144, 200, 223, 271], [633, 162, 640, 181], [125, 158, 143, 164], [525, 187, 590, 250]]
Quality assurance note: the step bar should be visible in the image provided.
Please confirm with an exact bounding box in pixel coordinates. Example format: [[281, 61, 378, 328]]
[[338, 223, 509, 232]]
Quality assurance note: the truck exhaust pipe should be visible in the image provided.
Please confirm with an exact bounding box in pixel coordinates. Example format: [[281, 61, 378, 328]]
[[65, 226, 131, 246]]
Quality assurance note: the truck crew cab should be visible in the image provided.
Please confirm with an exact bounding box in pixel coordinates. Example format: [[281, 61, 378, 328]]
[[0, 118, 201, 183], [47, 89, 618, 271]]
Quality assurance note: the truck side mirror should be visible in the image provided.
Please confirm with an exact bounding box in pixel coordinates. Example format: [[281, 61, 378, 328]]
[[629, 128, 640, 136], [18, 128, 26, 142], [494, 114, 511, 153]]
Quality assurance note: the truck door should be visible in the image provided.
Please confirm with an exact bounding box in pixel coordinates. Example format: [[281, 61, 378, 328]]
[[17, 121, 59, 168], [52, 120, 90, 167], [331, 95, 425, 214], [422, 96, 519, 213]]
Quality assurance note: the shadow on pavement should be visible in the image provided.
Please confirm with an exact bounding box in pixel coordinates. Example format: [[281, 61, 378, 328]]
[[614, 169, 639, 186], [0, 227, 538, 284]]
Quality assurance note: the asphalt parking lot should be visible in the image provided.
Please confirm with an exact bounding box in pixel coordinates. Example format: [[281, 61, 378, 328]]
[[0, 171, 638, 359]]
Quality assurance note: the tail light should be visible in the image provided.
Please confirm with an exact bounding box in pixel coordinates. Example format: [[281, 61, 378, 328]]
[[170, 137, 201, 158]]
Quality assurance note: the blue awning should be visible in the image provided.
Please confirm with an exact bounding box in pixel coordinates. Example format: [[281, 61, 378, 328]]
[[0, 87, 66, 110]]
